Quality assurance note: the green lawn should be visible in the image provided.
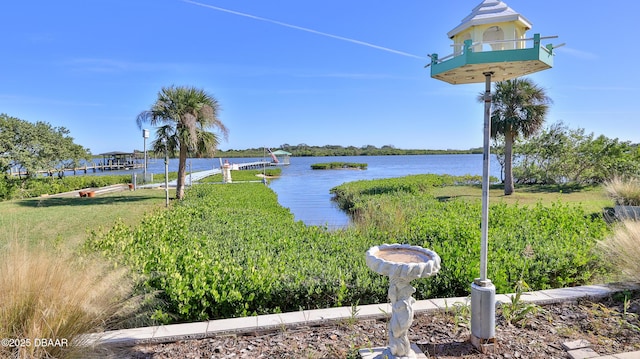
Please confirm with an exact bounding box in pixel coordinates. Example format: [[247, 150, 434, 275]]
[[0, 189, 172, 248], [430, 184, 613, 215]]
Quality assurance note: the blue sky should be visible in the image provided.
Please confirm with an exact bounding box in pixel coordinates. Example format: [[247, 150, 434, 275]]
[[1, 0, 639, 155]]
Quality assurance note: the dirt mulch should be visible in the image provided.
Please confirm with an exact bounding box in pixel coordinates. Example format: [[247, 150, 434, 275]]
[[97, 292, 640, 359]]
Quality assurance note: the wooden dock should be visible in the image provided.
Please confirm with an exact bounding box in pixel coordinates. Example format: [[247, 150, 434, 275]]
[[231, 161, 273, 170], [10, 160, 272, 177]]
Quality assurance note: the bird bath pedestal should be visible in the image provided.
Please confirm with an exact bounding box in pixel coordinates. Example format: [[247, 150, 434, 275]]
[[365, 244, 441, 359]]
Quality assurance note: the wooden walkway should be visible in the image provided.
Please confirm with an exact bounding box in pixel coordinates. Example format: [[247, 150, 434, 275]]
[[13, 161, 270, 177], [139, 161, 273, 188]]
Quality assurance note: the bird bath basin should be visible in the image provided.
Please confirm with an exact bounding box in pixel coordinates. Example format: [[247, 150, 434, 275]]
[[366, 244, 441, 359]]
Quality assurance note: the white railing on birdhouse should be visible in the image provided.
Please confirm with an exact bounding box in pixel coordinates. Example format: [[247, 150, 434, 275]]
[[426, 34, 559, 67]]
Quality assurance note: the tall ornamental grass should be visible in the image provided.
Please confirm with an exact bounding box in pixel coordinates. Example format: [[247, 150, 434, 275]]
[[604, 176, 640, 206], [599, 220, 640, 283], [0, 241, 135, 359]]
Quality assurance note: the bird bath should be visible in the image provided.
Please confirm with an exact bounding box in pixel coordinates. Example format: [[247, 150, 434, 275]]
[[365, 244, 441, 359]]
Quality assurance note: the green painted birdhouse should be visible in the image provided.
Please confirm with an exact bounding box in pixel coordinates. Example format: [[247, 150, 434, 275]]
[[429, 0, 557, 84]]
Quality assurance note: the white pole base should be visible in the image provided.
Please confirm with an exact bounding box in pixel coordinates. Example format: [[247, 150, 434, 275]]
[[470, 280, 496, 349]]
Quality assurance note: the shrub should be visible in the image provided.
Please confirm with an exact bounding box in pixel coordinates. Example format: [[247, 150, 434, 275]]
[[604, 176, 640, 206], [86, 184, 388, 321], [0, 175, 134, 200], [0, 241, 137, 358], [340, 175, 610, 295]]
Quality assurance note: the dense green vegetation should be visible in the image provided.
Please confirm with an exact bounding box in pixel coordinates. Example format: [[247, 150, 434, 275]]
[[504, 122, 640, 185], [219, 144, 483, 158], [86, 174, 611, 323], [87, 184, 383, 321], [332, 175, 611, 295], [311, 162, 367, 170]]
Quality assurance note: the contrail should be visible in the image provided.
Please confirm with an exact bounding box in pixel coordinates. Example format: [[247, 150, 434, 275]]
[[182, 0, 425, 60]]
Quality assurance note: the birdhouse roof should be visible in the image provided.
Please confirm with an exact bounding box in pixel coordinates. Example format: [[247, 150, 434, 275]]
[[447, 0, 532, 39]]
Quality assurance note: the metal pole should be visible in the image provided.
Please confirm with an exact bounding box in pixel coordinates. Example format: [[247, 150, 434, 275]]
[[142, 137, 147, 183], [479, 71, 493, 283], [470, 71, 496, 346], [143, 136, 147, 183], [143, 129, 149, 184], [163, 140, 169, 208]]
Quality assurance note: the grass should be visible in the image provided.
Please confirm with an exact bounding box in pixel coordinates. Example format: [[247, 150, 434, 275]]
[[0, 188, 172, 248], [599, 220, 640, 283], [0, 187, 169, 358], [604, 176, 640, 206], [430, 183, 612, 215], [0, 240, 137, 359]]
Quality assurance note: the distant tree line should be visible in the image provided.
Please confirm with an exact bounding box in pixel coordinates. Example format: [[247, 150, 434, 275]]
[[0, 114, 90, 179], [219, 144, 484, 158]]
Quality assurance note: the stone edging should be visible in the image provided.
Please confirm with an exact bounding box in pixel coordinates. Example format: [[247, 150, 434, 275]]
[[85, 282, 640, 348]]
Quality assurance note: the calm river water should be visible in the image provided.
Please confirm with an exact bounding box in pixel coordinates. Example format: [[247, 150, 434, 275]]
[[99, 154, 501, 229], [268, 154, 500, 228]]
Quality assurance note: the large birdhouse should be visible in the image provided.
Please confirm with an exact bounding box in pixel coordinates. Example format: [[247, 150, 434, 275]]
[[429, 0, 557, 84], [425, 0, 559, 352]]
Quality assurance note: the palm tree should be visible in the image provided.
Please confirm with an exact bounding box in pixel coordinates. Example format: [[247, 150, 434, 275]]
[[137, 85, 228, 200], [479, 78, 551, 195]]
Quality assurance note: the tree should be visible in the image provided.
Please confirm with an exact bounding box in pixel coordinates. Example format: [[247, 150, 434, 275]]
[[511, 122, 578, 184], [479, 78, 551, 195], [136, 86, 228, 200], [0, 114, 90, 178], [508, 122, 640, 185]]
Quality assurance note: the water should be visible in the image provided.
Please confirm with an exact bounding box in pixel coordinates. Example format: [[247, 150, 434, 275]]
[[76, 154, 501, 228], [267, 154, 501, 228]]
